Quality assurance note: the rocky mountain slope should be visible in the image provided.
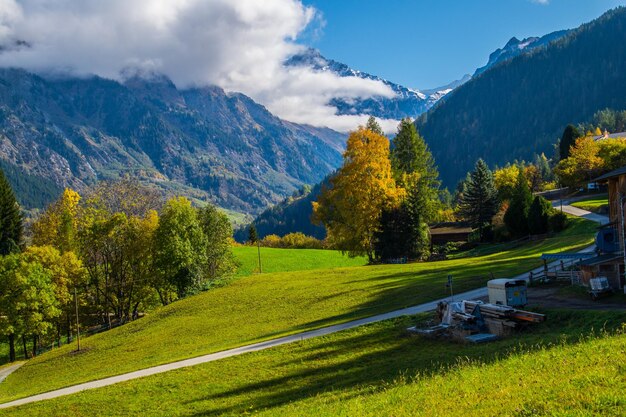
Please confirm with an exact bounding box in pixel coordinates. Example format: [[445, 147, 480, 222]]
[[285, 48, 451, 120], [473, 30, 570, 77], [285, 31, 570, 123], [0, 69, 346, 214]]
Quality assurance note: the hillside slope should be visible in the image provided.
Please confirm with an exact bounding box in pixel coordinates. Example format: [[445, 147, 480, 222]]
[[419, 7, 626, 187], [0, 219, 595, 403], [0, 70, 345, 214]]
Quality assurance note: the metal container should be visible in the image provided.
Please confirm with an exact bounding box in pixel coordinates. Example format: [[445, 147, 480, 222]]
[[487, 278, 527, 307]]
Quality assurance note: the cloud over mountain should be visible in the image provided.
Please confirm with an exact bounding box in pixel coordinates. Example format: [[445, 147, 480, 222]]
[[0, 0, 397, 131]]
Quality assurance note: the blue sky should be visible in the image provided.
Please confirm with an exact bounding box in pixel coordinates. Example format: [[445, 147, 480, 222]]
[[302, 0, 626, 89], [4, 0, 625, 131]]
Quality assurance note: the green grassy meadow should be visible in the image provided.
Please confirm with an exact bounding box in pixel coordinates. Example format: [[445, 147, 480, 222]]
[[232, 246, 367, 276], [0, 218, 596, 404], [2, 310, 625, 416], [571, 194, 609, 213]]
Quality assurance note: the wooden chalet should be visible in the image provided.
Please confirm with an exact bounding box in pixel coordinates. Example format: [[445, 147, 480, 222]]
[[429, 222, 473, 246], [581, 166, 626, 290]]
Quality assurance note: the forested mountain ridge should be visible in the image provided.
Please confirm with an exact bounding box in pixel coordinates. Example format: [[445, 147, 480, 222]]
[[233, 180, 327, 242], [419, 7, 626, 188], [0, 69, 346, 214]]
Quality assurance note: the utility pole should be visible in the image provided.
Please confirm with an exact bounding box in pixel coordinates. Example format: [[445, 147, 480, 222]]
[[257, 240, 262, 274], [74, 287, 80, 351], [446, 275, 454, 300], [618, 193, 626, 294]]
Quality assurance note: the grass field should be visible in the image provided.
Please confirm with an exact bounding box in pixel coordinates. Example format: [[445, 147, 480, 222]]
[[0, 217, 596, 404], [2, 310, 625, 416], [232, 246, 367, 276], [571, 193, 609, 213]]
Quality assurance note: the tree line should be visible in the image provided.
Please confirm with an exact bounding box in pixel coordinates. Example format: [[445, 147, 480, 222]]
[[457, 157, 568, 243], [0, 173, 236, 362]]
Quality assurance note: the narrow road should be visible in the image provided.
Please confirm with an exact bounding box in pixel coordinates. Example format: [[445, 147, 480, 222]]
[[559, 205, 609, 224], [0, 363, 23, 384], [0, 206, 606, 410]]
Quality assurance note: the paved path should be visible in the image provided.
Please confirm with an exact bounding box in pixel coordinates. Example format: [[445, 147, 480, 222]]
[[0, 363, 23, 384], [0, 205, 606, 410], [559, 205, 609, 224], [550, 195, 610, 225]]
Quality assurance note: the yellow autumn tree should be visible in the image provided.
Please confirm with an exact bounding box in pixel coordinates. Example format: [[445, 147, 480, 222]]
[[313, 127, 404, 262], [493, 165, 521, 200], [32, 188, 81, 253], [555, 136, 604, 187]]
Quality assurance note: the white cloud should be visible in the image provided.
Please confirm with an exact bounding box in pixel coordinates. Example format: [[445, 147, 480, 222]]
[[0, 0, 398, 132], [531, 0, 550, 5]]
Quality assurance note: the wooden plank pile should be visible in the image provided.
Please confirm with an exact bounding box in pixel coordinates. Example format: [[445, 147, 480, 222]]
[[411, 300, 546, 342], [462, 301, 545, 337], [463, 301, 545, 324]]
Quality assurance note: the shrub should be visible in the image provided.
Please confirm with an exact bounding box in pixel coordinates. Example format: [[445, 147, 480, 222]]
[[259, 233, 325, 249], [281, 232, 324, 249], [549, 211, 569, 232], [528, 196, 553, 235], [260, 234, 282, 248]]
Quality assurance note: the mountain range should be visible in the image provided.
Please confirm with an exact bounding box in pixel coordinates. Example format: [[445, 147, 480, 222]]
[[242, 7, 626, 239], [285, 29, 569, 122], [419, 6, 626, 188], [0, 69, 345, 214], [0, 7, 619, 225]]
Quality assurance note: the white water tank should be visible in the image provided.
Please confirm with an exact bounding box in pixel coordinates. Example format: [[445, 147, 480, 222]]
[[487, 278, 527, 307]]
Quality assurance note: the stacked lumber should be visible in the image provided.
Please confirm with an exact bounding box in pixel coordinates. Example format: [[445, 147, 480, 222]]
[[464, 301, 546, 324]]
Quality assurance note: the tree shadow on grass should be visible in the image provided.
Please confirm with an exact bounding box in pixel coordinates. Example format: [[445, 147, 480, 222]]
[[183, 310, 626, 417], [256, 256, 542, 341]]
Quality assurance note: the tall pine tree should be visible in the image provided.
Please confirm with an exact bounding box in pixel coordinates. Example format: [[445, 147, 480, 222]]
[[376, 119, 440, 260], [559, 124, 581, 160], [0, 168, 22, 255], [459, 159, 498, 242], [366, 116, 384, 136]]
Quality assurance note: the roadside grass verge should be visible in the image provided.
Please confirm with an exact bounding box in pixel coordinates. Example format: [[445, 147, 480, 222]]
[[232, 246, 367, 276], [0, 219, 596, 403], [2, 310, 625, 416], [571, 194, 609, 213]]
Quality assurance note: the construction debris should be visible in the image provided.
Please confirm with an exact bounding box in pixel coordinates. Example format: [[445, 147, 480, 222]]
[[408, 300, 546, 343]]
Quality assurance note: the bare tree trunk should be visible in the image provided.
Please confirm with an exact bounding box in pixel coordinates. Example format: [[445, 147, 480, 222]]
[[8, 334, 15, 362], [132, 302, 140, 321], [156, 288, 167, 306], [32, 335, 38, 358], [67, 311, 72, 342], [22, 335, 28, 360]]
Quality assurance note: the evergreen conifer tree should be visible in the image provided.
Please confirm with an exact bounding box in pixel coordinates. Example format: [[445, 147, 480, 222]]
[[380, 119, 441, 259], [458, 159, 498, 242], [0, 168, 22, 255], [559, 124, 581, 160], [365, 116, 384, 136], [504, 169, 534, 237], [528, 196, 553, 235], [248, 224, 258, 244]]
